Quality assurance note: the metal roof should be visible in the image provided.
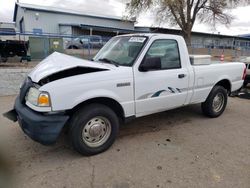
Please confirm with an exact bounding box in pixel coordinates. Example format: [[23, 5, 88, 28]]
[[13, 3, 135, 23], [0, 28, 16, 35], [135, 26, 250, 41], [239, 34, 250, 38], [59, 23, 137, 33]]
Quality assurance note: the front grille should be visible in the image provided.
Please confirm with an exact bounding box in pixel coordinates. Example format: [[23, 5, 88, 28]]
[[19, 77, 33, 104]]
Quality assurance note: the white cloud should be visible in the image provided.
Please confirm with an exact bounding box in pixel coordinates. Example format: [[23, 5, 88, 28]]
[[0, 0, 250, 35], [135, 5, 250, 35], [192, 5, 250, 35], [0, 0, 125, 22]]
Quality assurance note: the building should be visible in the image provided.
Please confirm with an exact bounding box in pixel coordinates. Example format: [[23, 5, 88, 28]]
[[10, 3, 250, 60], [0, 22, 16, 36], [135, 27, 250, 50], [12, 2, 250, 50], [13, 3, 135, 37], [239, 34, 250, 38]]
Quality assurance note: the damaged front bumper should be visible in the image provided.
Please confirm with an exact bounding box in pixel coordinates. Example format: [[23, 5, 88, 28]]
[[4, 77, 69, 145], [4, 97, 69, 145]]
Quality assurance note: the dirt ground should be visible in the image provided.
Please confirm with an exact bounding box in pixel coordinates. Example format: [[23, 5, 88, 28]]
[[0, 61, 39, 68], [0, 95, 249, 188]]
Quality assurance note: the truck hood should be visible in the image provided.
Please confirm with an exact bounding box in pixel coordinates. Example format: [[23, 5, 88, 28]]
[[29, 52, 112, 83]]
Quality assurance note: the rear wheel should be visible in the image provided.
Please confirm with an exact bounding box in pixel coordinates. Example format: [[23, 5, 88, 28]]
[[243, 82, 248, 88], [69, 104, 119, 156], [201, 86, 228, 118]]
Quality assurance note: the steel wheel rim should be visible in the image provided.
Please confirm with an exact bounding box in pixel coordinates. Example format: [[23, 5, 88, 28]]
[[82, 116, 111, 148], [212, 93, 224, 113]]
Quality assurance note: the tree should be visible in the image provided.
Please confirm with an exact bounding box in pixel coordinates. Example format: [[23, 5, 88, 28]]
[[126, 0, 243, 45]]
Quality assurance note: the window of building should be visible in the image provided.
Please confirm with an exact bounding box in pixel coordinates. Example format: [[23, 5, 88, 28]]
[[33, 28, 43, 35]]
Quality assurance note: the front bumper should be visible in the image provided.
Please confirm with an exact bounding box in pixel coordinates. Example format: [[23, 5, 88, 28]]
[[5, 96, 69, 145]]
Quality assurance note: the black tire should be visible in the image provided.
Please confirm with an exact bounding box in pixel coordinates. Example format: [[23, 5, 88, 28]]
[[201, 86, 228, 118], [68, 45, 78, 49], [243, 82, 248, 88], [69, 104, 119, 156]]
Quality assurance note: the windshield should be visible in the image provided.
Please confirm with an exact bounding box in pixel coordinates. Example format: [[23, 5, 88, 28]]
[[93, 36, 147, 67]]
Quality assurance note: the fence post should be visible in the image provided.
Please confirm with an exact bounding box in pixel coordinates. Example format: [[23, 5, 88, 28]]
[[88, 37, 91, 60], [208, 46, 211, 55]]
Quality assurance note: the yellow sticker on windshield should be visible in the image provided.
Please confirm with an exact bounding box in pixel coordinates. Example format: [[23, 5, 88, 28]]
[[129, 37, 146, 43]]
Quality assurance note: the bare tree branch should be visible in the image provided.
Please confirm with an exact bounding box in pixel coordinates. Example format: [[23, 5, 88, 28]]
[[126, 0, 249, 45]]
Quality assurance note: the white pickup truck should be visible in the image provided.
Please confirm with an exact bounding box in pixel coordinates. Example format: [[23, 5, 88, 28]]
[[5, 34, 246, 155]]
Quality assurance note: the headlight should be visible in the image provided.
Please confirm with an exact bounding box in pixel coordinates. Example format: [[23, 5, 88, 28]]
[[26, 87, 51, 107]]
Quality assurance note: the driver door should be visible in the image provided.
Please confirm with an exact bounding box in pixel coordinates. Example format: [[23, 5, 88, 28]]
[[134, 39, 189, 116]]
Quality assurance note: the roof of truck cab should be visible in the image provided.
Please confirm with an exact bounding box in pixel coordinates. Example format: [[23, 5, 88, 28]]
[[117, 33, 184, 39]]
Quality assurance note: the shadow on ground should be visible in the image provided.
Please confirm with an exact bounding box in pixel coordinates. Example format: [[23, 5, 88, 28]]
[[233, 85, 250, 100]]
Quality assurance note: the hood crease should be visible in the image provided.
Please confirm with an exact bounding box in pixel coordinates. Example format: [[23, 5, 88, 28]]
[[29, 52, 111, 83]]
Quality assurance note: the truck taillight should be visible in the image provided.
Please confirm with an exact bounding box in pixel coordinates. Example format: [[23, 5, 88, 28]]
[[242, 67, 247, 80]]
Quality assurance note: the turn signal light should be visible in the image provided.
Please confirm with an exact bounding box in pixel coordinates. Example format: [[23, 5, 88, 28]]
[[38, 94, 50, 106]]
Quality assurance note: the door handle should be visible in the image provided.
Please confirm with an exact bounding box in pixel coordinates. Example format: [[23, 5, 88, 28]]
[[178, 74, 186, 79]]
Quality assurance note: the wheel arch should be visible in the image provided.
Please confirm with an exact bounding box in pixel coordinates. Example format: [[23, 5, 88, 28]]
[[68, 97, 125, 122], [214, 79, 231, 94], [68, 45, 78, 49]]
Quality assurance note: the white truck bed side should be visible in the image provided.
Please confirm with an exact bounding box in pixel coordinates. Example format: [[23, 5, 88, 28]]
[[190, 62, 244, 104]]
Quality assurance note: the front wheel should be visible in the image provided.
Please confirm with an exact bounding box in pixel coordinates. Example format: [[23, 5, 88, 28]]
[[69, 104, 119, 156], [201, 86, 228, 118]]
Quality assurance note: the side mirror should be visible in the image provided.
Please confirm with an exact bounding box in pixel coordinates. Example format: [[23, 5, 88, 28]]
[[139, 57, 161, 72]]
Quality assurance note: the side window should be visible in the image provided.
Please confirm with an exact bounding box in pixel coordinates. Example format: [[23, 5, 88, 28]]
[[145, 39, 181, 69]]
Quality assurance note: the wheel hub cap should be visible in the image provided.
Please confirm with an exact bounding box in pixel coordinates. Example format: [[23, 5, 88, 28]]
[[82, 116, 111, 148], [212, 93, 224, 113], [89, 123, 103, 137]]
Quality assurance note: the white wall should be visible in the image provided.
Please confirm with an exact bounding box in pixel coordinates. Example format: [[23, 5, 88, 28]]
[[18, 8, 134, 34]]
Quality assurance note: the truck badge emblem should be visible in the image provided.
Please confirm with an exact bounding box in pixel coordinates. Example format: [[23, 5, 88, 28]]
[[117, 82, 131, 87]]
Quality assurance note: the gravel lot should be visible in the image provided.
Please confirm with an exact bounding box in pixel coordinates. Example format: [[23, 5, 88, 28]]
[[0, 95, 249, 188]]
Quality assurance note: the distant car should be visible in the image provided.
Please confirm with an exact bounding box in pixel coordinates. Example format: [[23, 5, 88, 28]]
[[239, 57, 250, 87], [66, 35, 103, 49]]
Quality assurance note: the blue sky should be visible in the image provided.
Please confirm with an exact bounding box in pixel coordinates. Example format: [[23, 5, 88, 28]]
[[1, 0, 250, 35]]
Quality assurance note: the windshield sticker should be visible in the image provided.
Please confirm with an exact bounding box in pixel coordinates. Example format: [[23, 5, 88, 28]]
[[129, 37, 146, 43]]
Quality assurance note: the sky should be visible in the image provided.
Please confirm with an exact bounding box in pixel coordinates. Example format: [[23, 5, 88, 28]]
[[1, 0, 250, 35]]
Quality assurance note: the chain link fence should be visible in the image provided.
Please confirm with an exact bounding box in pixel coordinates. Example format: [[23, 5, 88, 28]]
[[189, 42, 250, 61], [1, 31, 250, 63]]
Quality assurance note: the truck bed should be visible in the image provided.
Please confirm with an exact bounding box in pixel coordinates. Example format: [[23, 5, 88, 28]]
[[190, 62, 244, 103]]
